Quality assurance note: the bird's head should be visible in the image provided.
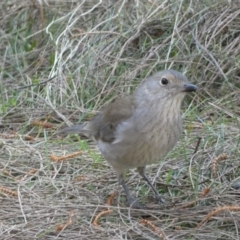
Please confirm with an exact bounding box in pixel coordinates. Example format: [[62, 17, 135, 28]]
[[136, 69, 197, 101]]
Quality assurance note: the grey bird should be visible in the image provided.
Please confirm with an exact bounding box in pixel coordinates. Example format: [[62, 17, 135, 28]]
[[58, 69, 197, 208]]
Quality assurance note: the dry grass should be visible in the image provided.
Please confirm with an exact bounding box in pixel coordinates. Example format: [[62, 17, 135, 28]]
[[1, 0, 240, 239]]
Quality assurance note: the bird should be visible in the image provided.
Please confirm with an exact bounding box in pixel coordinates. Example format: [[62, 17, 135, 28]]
[[58, 69, 197, 208]]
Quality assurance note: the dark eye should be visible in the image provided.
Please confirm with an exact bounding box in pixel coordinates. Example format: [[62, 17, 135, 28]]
[[160, 77, 169, 86]]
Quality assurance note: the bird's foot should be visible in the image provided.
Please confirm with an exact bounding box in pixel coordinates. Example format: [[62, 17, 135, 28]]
[[127, 197, 146, 209], [154, 194, 165, 204]]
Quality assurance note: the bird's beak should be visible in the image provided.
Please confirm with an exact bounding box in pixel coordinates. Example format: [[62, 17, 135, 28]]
[[182, 83, 198, 92]]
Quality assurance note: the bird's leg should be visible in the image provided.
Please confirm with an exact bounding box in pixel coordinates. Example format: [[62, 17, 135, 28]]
[[137, 166, 165, 204], [118, 173, 146, 209]]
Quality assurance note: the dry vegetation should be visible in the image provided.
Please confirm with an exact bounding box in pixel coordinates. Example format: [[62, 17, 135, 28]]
[[1, 0, 240, 239]]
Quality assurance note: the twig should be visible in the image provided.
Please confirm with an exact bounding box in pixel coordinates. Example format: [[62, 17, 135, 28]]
[[198, 205, 240, 228], [193, 137, 202, 154], [140, 219, 167, 239], [92, 209, 113, 227], [31, 121, 54, 128], [92, 191, 117, 227], [15, 76, 56, 90], [200, 188, 210, 198], [106, 191, 118, 206], [50, 151, 82, 162], [56, 210, 75, 231], [0, 186, 18, 197], [175, 187, 211, 209], [211, 153, 228, 178]]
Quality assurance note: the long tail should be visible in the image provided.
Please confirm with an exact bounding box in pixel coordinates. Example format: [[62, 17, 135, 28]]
[[57, 123, 89, 137]]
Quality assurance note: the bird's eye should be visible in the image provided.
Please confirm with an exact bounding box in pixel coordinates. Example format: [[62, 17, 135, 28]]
[[160, 78, 169, 86]]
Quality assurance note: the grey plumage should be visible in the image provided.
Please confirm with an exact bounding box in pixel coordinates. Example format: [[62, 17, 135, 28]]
[[58, 69, 197, 208]]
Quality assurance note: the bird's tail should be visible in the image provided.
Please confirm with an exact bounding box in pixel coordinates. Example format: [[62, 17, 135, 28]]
[[57, 122, 91, 138]]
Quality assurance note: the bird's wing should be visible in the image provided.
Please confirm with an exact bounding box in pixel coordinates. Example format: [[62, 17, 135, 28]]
[[92, 96, 135, 143]]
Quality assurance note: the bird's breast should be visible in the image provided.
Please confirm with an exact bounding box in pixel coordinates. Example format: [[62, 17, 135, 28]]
[[98, 99, 183, 171]]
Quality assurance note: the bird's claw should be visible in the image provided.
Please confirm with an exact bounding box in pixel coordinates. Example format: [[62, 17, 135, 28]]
[[127, 197, 146, 209], [154, 194, 165, 204]]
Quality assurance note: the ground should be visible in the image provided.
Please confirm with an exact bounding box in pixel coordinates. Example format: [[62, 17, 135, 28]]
[[1, 1, 240, 239]]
